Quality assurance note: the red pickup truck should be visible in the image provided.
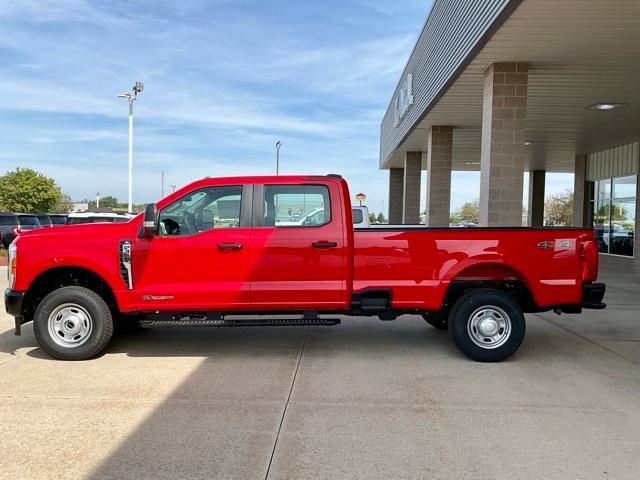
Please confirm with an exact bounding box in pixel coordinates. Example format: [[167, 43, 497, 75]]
[[5, 175, 605, 362]]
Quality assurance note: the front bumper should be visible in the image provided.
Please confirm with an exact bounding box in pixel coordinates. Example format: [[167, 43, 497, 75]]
[[582, 282, 606, 309], [4, 289, 26, 336], [4, 288, 25, 317]]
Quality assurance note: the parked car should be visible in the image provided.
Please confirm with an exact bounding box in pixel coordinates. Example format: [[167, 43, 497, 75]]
[[35, 214, 53, 228], [16, 214, 42, 231], [66, 212, 131, 224], [0, 212, 19, 248], [5, 175, 605, 362], [49, 214, 68, 226]]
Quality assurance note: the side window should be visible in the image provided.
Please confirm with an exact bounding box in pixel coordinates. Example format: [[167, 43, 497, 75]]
[[158, 186, 242, 236], [263, 185, 331, 227]]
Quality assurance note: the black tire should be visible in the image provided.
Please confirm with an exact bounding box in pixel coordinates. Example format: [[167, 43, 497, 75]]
[[33, 286, 114, 360], [449, 289, 525, 362], [422, 313, 448, 330]]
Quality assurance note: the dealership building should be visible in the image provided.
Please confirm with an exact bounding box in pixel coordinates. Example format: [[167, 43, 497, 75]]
[[380, 0, 640, 274]]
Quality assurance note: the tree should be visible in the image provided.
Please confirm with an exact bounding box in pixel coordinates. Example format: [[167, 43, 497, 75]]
[[544, 190, 574, 226], [368, 212, 377, 223], [53, 193, 73, 214], [89, 195, 120, 210], [376, 212, 386, 224], [0, 168, 61, 212], [458, 200, 480, 224], [450, 199, 479, 224]]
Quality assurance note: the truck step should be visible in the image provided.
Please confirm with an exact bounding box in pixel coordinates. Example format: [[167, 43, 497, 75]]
[[139, 317, 341, 328]]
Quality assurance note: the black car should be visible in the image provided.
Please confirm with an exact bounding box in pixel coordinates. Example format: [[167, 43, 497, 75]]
[[0, 212, 19, 248], [49, 214, 68, 226], [16, 214, 42, 231], [35, 213, 53, 227]]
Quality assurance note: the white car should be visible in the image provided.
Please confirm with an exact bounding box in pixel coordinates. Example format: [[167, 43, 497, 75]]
[[66, 212, 133, 225]]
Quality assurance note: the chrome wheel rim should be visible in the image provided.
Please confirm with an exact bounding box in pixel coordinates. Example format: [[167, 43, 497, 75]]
[[48, 303, 93, 348], [467, 305, 511, 349]]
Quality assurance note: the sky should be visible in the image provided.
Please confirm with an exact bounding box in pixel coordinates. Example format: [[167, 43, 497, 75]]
[[0, 0, 572, 215]]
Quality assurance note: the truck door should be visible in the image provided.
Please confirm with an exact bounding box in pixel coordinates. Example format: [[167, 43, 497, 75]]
[[131, 184, 252, 310], [249, 182, 348, 309]]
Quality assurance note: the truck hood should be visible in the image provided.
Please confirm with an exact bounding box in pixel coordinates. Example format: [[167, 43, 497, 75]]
[[15, 219, 138, 240]]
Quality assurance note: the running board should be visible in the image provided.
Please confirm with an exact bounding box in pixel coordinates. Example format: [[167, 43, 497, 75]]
[[139, 317, 341, 328]]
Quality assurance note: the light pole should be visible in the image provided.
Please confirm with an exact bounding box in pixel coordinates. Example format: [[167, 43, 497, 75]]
[[118, 81, 144, 213], [96, 192, 100, 209], [170, 184, 177, 193], [275, 141, 282, 175]]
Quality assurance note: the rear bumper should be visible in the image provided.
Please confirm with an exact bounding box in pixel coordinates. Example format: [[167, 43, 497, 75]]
[[582, 282, 606, 309], [4, 288, 25, 317]]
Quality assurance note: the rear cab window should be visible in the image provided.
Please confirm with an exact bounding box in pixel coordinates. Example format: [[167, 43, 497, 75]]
[[18, 215, 40, 226], [352, 208, 364, 224], [262, 185, 331, 227], [0, 214, 18, 226]]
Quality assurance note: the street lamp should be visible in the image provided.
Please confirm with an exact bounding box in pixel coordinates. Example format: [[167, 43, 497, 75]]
[[275, 141, 282, 175], [118, 81, 144, 213]]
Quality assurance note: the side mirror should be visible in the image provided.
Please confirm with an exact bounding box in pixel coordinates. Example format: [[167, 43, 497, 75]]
[[142, 203, 158, 237]]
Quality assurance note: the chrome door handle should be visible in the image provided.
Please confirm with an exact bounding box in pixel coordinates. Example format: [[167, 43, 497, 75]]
[[218, 242, 243, 250], [312, 241, 337, 249]]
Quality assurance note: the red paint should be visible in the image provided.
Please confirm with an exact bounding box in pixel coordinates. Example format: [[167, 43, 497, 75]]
[[11, 175, 597, 314]]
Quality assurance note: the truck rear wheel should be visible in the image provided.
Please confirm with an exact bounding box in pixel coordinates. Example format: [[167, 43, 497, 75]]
[[33, 286, 114, 360], [449, 289, 525, 362]]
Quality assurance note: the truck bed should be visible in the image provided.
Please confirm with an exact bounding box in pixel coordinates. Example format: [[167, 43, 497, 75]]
[[353, 227, 595, 311]]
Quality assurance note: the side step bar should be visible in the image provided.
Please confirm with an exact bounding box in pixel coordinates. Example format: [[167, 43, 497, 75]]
[[140, 317, 341, 328]]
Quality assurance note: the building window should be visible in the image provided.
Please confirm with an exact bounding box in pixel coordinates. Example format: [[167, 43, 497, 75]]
[[591, 175, 636, 256]]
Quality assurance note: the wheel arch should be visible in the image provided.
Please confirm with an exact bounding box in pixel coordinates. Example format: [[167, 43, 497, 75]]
[[20, 266, 119, 324], [443, 262, 538, 313]]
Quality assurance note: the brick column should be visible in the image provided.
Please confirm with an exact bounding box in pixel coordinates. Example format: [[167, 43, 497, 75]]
[[388, 168, 404, 224], [479, 62, 528, 227], [403, 152, 422, 224], [527, 170, 545, 226], [572, 154, 592, 227], [426, 126, 453, 227]]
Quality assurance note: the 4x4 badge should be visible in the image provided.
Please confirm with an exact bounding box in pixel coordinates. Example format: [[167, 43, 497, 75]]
[[537, 240, 572, 249]]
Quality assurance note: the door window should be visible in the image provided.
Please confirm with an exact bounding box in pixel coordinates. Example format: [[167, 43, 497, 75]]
[[263, 185, 330, 227], [158, 186, 242, 236]]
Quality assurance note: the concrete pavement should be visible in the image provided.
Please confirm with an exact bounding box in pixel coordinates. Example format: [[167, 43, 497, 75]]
[[0, 266, 638, 479]]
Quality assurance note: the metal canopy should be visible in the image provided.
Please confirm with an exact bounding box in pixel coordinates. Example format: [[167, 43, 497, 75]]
[[382, 0, 640, 173]]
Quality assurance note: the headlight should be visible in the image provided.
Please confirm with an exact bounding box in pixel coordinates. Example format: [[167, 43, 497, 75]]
[[8, 243, 16, 289]]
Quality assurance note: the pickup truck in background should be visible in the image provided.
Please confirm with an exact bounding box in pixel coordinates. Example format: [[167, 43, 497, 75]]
[[5, 175, 605, 362]]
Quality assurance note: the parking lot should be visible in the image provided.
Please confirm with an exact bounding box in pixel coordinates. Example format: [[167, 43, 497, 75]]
[[1, 266, 639, 480]]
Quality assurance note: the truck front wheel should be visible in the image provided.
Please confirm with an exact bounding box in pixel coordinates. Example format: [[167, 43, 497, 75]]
[[449, 289, 525, 362], [33, 286, 114, 360]]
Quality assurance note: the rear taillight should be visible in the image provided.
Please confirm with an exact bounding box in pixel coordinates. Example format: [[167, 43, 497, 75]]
[[580, 240, 598, 282]]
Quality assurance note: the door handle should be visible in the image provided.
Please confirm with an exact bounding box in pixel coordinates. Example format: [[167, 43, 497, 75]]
[[218, 242, 243, 251], [312, 241, 338, 249]]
